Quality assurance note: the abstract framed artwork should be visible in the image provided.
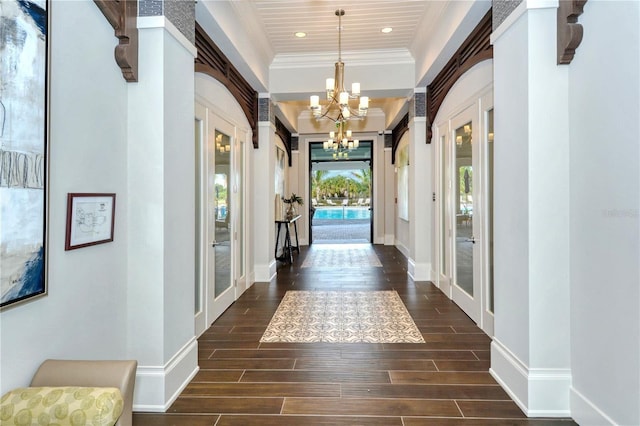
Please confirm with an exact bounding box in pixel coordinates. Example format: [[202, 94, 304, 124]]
[[0, 0, 49, 309], [65, 194, 116, 251]]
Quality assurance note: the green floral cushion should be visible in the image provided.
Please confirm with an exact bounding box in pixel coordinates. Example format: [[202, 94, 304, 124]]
[[0, 386, 123, 426]]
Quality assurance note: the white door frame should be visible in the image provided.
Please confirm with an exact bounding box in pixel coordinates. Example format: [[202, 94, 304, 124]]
[[195, 100, 239, 335], [194, 102, 207, 337], [233, 128, 248, 296], [434, 87, 495, 336], [436, 121, 452, 298], [479, 91, 494, 336], [206, 111, 236, 325], [450, 105, 482, 324]]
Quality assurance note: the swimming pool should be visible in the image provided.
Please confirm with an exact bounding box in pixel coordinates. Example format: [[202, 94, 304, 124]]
[[314, 207, 371, 220]]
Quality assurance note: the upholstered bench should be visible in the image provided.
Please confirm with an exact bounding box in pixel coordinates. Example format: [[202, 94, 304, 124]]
[[0, 359, 137, 426], [0, 386, 123, 426]]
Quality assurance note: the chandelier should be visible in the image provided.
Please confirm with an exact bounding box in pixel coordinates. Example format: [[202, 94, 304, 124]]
[[309, 9, 368, 157], [323, 121, 360, 159]]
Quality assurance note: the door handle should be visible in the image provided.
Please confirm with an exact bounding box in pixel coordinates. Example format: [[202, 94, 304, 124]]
[[211, 241, 219, 247], [465, 237, 476, 244]]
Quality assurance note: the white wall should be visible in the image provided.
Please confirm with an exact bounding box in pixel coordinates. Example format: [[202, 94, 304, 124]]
[[384, 148, 395, 245], [0, 0, 201, 410], [1, 0, 128, 392], [254, 119, 277, 281], [491, 1, 640, 420], [125, 18, 198, 410], [413, 0, 491, 86], [491, 3, 573, 416], [371, 133, 387, 245], [568, 2, 640, 424], [491, 10, 532, 372]]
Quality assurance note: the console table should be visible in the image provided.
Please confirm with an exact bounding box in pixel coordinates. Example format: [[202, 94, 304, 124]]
[[275, 214, 300, 264]]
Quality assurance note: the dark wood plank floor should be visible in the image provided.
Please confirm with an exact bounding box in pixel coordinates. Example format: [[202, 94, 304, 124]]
[[134, 244, 577, 425]]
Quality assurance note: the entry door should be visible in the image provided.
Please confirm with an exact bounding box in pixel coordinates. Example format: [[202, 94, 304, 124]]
[[451, 106, 481, 323], [195, 101, 237, 335], [207, 112, 235, 324]]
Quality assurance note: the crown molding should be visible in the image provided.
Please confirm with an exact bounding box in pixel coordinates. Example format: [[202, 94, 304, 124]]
[[270, 48, 415, 70]]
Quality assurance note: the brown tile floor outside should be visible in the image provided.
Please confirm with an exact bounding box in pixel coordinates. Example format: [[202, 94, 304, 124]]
[[134, 244, 577, 426]]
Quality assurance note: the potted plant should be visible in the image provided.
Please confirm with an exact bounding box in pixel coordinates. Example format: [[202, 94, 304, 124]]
[[283, 193, 303, 218]]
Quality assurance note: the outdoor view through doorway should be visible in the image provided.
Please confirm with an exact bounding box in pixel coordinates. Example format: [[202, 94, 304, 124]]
[[309, 141, 373, 244]]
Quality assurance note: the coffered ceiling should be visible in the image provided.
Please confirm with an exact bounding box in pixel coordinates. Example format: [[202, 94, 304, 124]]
[[196, 1, 491, 132]]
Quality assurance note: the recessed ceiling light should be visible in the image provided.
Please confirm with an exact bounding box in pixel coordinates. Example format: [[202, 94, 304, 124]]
[[381, 27, 393, 34], [295, 32, 307, 38]]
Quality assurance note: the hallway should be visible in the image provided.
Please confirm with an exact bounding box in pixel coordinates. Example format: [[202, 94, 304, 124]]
[[134, 245, 576, 425]]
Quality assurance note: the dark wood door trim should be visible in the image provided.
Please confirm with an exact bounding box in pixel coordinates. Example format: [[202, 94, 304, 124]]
[[426, 9, 493, 144]]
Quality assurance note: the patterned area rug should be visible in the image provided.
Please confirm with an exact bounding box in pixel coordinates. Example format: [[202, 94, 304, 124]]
[[260, 291, 425, 343], [301, 244, 382, 268]]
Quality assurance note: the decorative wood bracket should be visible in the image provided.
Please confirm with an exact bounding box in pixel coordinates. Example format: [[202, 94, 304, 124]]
[[391, 113, 409, 165], [557, 0, 588, 64], [94, 0, 139, 82]]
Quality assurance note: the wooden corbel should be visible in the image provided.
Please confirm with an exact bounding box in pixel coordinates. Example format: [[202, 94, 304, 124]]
[[94, 0, 139, 82], [557, 0, 588, 65]]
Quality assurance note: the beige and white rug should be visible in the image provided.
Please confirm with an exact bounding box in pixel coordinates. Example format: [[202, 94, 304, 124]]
[[260, 291, 425, 343], [301, 244, 382, 268]]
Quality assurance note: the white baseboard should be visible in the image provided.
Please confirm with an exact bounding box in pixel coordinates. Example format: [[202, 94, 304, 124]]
[[409, 261, 432, 281], [491, 339, 571, 417], [570, 387, 616, 426], [395, 240, 410, 258], [254, 261, 276, 282], [384, 234, 394, 245], [133, 337, 199, 412]]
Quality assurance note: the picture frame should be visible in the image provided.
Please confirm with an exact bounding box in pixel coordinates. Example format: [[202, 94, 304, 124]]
[[0, 0, 49, 310], [65, 193, 116, 250]]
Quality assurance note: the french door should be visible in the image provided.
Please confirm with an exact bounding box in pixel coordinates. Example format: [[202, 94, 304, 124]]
[[437, 92, 494, 335], [195, 101, 240, 336], [450, 106, 481, 324]]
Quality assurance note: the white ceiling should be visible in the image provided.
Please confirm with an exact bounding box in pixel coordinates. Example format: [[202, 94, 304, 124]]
[[249, 1, 432, 55]]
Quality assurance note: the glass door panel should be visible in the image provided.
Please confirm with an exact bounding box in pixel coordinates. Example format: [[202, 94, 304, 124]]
[[451, 106, 480, 324], [205, 112, 236, 324], [455, 122, 474, 297], [214, 130, 232, 298]]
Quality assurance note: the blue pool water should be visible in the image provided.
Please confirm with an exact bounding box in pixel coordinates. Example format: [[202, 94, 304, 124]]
[[314, 207, 370, 220]]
